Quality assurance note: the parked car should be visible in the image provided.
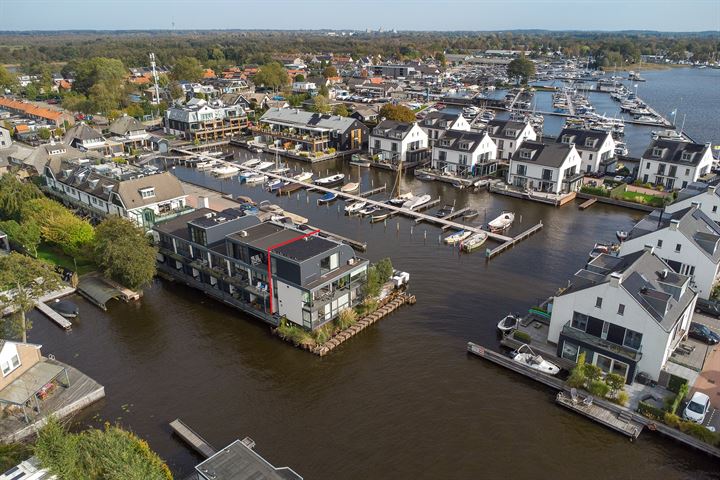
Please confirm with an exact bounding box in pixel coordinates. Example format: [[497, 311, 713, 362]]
[[683, 391, 711, 423], [613, 175, 625, 183], [688, 322, 720, 344], [696, 298, 720, 317]]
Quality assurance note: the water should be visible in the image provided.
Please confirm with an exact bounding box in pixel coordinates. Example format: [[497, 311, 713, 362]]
[[28, 150, 720, 479]]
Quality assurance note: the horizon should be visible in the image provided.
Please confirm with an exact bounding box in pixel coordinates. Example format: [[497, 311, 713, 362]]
[[1, 0, 719, 32]]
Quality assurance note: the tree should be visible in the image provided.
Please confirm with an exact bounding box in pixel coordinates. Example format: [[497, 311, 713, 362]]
[[92, 217, 157, 290], [169, 82, 185, 101], [0, 220, 41, 256], [71, 57, 126, 112], [21, 198, 95, 257], [37, 127, 51, 140], [333, 104, 349, 117], [0, 65, 17, 91], [312, 94, 330, 114], [294, 73, 305, 82], [253, 62, 289, 92], [379, 103, 416, 123], [318, 84, 329, 98], [375, 258, 394, 283], [0, 253, 64, 342], [35, 416, 172, 479], [322, 65, 338, 78], [507, 55, 536, 85], [24, 83, 38, 100], [61, 91, 89, 113], [0, 173, 43, 220], [170, 56, 204, 83]]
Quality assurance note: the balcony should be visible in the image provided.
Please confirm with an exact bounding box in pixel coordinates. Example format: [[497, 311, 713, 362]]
[[251, 125, 329, 144], [561, 323, 642, 362]]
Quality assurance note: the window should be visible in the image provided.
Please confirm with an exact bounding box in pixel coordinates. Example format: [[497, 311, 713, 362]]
[[585, 137, 595, 147], [10, 355, 19, 368], [373, 139, 380, 149], [617, 304, 625, 316], [520, 150, 532, 159], [646, 162, 651, 169], [595, 354, 613, 373], [571, 312, 588, 331], [623, 329, 643, 350], [542, 169, 552, 181], [652, 147, 662, 157], [657, 239, 663, 248], [516, 164, 527, 176], [681, 151, 692, 161], [713, 206, 718, 213], [589, 153, 593, 161], [0, 362, 9, 376], [139, 187, 155, 199], [562, 135, 572, 144], [685, 168, 690, 176], [561, 341, 579, 361], [391, 142, 398, 152], [675, 244, 681, 253], [1, 354, 20, 376], [595, 297, 603, 308]]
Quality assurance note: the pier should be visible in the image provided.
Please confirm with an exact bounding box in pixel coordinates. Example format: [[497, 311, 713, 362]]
[[556, 392, 643, 439], [170, 418, 217, 459], [485, 222, 544, 259], [358, 185, 387, 197], [578, 198, 597, 210], [35, 287, 76, 330]]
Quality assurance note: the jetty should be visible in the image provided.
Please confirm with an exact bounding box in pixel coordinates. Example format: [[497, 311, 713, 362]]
[[170, 418, 217, 459], [306, 224, 367, 252], [579, 197, 597, 210], [485, 222, 544, 259], [35, 287, 76, 330], [358, 185, 387, 197], [556, 392, 643, 439]]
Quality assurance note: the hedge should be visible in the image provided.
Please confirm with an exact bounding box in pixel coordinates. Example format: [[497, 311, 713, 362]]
[[667, 374, 688, 394], [669, 383, 690, 415], [580, 185, 610, 197], [638, 400, 665, 419], [513, 330, 532, 343]]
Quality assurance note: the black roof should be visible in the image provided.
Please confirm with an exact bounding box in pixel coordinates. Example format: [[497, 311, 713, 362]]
[[512, 140, 573, 168], [642, 139, 710, 166], [556, 128, 611, 152]]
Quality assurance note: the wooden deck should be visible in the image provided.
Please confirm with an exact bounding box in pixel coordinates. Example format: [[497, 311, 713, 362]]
[[485, 222, 544, 259], [579, 197, 597, 210], [170, 418, 217, 459], [466, 342, 565, 390], [556, 392, 643, 439], [34, 302, 72, 330]]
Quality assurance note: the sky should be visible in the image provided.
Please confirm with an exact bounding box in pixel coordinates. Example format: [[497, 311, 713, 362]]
[[0, 0, 718, 32]]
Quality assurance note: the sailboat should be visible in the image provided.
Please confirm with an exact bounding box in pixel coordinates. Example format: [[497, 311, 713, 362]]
[[387, 159, 415, 206]]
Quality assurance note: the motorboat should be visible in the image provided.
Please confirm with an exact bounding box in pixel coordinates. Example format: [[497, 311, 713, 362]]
[[315, 173, 345, 187], [589, 242, 619, 259], [255, 161, 275, 171], [268, 166, 291, 175], [349, 154, 371, 168], [473, 179, 489, 189], [49, 299, 79, 318], [359, 205, 380, 216], [616, 230, 629, 242], [511, 344, 560, 375], [451, 180, 465, 189], [277, 182, 304, 195], [196, 160, 219, 171], [243, 173, 267, 184], [294, 171, 314, 183], [444, 230, 472, 245], [435, 204, 455, 218], [488, 212, 515, 232], [345, 201, 367, 214], [253, 147, 264, 154], [462, 209, 479, 220], [497, 314, 519, 334], [652, 129, 684, 141], [242, 158, 262, 168], [258, 200, 283, 214], [416, 173, 435, 182], [317, 192, 338, 204], [265, 179, 284, 191], [370, 208, 392, 222], [270, 215, 292, 224], [340, 182, 360, 193], [211, 165, 239, 177], [389, 192, 414, 206], [461, 231, 488, 252], [402, 194, 431, 211]]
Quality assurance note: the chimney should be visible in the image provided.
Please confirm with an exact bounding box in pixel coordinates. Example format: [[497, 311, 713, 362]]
[[609, 271, 622, 288], [643, 244, 655, 255], [708, 185, 717, 195], [198, 195, 210, 208], [669, 219, 680, 231]]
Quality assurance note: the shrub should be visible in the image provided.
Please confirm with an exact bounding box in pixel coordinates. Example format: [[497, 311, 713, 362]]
[[582, 364, 603, 382], [638, 401, 665, 419], [664, 412, 681, 428], [667, 374, 689, 394], [326, 147, 336, 154], [375, 258, 394, 283], [679, 422, 719, 444], [605, 373, 625, 393], [669, 383, 690, 415], [276, 319, 315, 347], [611, 390, 629, 406], [364, 266, 382, 298], [588, 379, 611, 398], [580, 185, 610, 197], [335, 308, 357, 330], [312, 324, 334, 344], [567, 369, 586, 388], [512, 330, 531, 343]]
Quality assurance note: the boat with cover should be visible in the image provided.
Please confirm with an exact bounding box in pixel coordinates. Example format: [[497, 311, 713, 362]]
[[497, 314, 519, 334], [255, 161, 275, 171], [341, 182, 360, 193], [315, 173, 345, 187], [388, 192, 414, 206], [345, 201, 367, 214], [462, 209, 479, 220], [435, 204, 455, 218], [402, 194, 431, 210], [242, 158, 262, 168], [371, 209, 391, 222], [488, 212, 515, 232], [211, 165, 239, 177], [444, 230, 472, 245], [511, 344, 560, 375], [244, 172, 267, 184], [294, 171, 314, 183], [50, 300, 79, 318], [317, 192, 338, 204], [265, 179, 284, 191], [349, 154, 371, 167], [416, 173, 435, 182], [460, 231, 488, 252], [359, 205, 380, 216]]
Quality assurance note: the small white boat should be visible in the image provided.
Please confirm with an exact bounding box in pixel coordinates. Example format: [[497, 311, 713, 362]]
[[389, 192, 415, 206], [340, 182, 360, 193], [253, 147, 264, 153], [371, 209, 392, 222], [497, 314, 519, 334], [345, 201, 367, 214], [244, 173, 267, 184], [444, 230, 472, 245], [488, 212, 515, 232], [511, 344, 560, 376], [242, 158, 262, 168], [461, 231, 488, 252], [268, 166, 291, 175], [349, 154, 371, 167], [255, 161, 275, 171], [196, 160, 219, 171], [616, 230, 628, 242], [294, 171, 314, 183], [315, 173, 345, 187], [359, 205, 380, 216], [211, 165, 239, 177], [402, 194, 431, 210]]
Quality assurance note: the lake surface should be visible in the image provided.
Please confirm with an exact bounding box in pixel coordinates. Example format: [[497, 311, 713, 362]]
[[28, 147, 720, 479]]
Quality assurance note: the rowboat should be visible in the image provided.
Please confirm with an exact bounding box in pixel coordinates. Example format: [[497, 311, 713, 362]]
[[315, 173, 345, 187], [242, 158, 262, 168], [402, 194, 431, 211], [416, 174, 435, 182], [345, 201, 367, 214], [359, 205, 380, 216], [371, 209, 392, 222], [340, 182, 360, 193], [349, 154, 371, 168], [488, 211, 515, 232], [444, 230, 472, 245], [497, 314, 519, 334], [244, 173, 267, 184], [317, 192, 337, 204], [462, 209, 479, 220], [265, 179, 285, 191], [461, 231, 488, 252]]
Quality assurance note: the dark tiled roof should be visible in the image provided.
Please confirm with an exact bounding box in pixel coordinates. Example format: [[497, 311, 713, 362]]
[[371, 120, 415, 140], [512, 141, 573, 168], [642, 139, 710, 166], [485, 119, 528, 139], [556, 128, 611, 152], [435, 130, 489, 153]]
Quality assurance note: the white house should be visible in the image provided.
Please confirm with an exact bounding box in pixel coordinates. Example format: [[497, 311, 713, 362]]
[[619, 205, 720, 299], [665, 182, 720, 223], [369, 120, 429, 167], [431, 130, 497, 176], [63, 122, 123, 157], [548, 249, 697, 383], [291, 81, 317, 92], [44, 161, 188, 228], [507, 141, 582, 195], [639, 140, 714, 190], [0, 126, 11, 149], [556, 128, 615, 173], [484, 119, 537, 160], [420, 111, 470, 146]]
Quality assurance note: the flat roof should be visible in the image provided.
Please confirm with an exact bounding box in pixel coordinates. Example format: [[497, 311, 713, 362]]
[[195, 439, 302, 480], [232, 223, 338, 262], [0, 361, 65, 405]]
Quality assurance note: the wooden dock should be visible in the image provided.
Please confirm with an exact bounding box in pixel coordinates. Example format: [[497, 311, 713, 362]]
[[170, 418, 217, 459], [485, 221, 544, 259], [556, 392, 643, 439], [34, 302, 72, 330], [358, 185, 387, 197], [440, 208, 472, 230], [579, 198, 597, 210]]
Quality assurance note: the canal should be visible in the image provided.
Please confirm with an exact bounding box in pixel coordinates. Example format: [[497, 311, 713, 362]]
[[27, 148, 720, 479]]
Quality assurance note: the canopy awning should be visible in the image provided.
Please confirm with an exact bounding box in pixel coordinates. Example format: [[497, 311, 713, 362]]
[[0, 361, 66, 406]]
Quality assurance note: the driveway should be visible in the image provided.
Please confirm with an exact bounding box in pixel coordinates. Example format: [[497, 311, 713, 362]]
[[689, 311, 720, 430]]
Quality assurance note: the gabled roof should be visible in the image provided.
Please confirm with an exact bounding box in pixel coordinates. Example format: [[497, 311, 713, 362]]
[[673, 181, 720, 203], [421, 111, 463, 129], [434, 130, 490, 153], [63, 122, 104, 144], [108, 115, 145, 136], [556, 128, 612, 152], [642, 139, 710, 166], [484, 119, 529, 139], [511, 141, 574, 168], [260, 108, 359, 133], [116, 172, 186, 209], [370, 120, 417, 140]]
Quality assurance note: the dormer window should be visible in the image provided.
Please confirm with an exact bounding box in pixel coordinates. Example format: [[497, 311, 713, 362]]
[[102, 184, 113, 195], [561, 135, 572, 144], [440, 139, 451, 147], [459, 142, 470, 150], [681, 151, 693, 161], [506, 130, 516, 137], [88, 179, 99, 189], [139, 187, 155, 199], [652, 147, 663, 157], [520, 150, 532, 159], [585, 138, 595, 147]]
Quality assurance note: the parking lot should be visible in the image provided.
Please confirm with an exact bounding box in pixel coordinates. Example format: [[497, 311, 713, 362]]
[[688, 311, 720, 430]]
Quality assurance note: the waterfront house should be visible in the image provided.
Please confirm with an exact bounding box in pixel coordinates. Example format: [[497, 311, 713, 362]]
[[483, 119, 536, 161], [164, 99, 247, 142], [369, 120, 429, 167], [431, 130, 497, 177], [639, 139, 714, 190], [618, 206, 720, 299], [107, 115, 149, 152], [153, 209, 369, 330], [44, 161, 188, 228], [507, 141, 583, 194], [63, 122, 123, 157], [556, 127, 615, 173], [255, 108, 367, 154], [548, 248, 697, 383], [420, 111, 470, 146], [665, 182, 720, 223], [192, 437, 302, 480]]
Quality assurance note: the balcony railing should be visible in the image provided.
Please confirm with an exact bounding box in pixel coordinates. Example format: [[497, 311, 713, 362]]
[[251, 126, 329, 144], [561, 323, 642, 361]]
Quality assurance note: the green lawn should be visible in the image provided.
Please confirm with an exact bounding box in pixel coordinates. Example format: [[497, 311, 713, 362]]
[[616, 190, 666, 207], [36, 244, 96, 275]]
